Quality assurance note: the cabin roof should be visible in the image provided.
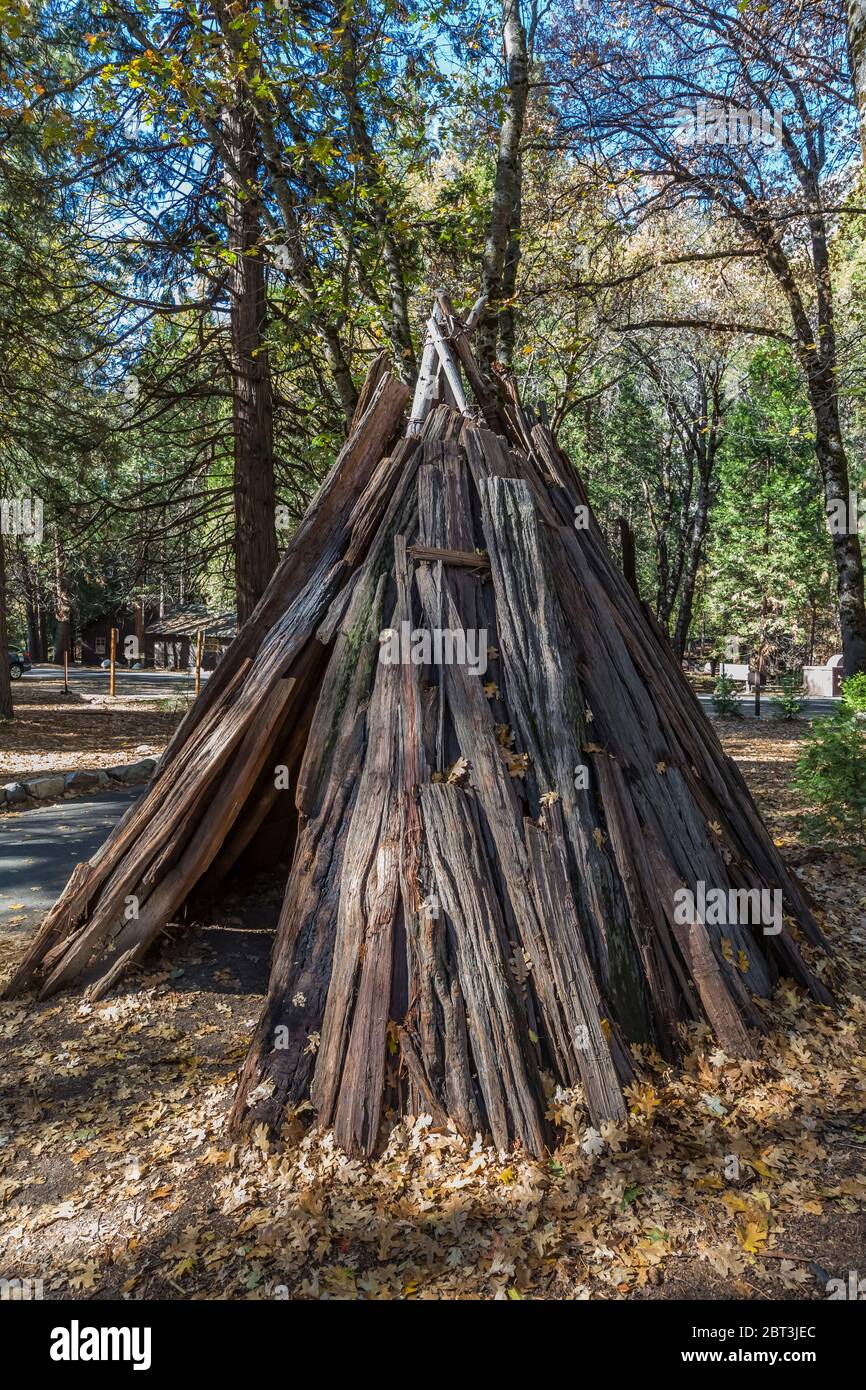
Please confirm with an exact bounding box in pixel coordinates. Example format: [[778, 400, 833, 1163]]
[[144, 604, 237, 639]]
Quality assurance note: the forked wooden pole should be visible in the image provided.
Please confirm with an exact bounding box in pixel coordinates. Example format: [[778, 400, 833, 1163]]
[[408, 309, 442, 436], [427, 311, 468, 411]]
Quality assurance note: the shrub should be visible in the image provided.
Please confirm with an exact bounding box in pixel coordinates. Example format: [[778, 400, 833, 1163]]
[[771, 670, 806, 721], [794, 685, 866, 854], [711, 672, 741, 718], [841, 671, 866, 713]]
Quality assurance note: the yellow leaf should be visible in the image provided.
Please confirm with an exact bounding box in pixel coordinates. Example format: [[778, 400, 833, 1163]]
[[503, 751, 529, 779], [738, 1219, 768, 1254], [627, 1083, 660, 1120]]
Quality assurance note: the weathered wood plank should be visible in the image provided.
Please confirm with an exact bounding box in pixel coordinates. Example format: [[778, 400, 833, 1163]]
[[408, 544, 490, 570], [422, 783, 549, 1154], [311, 605, 402, 1144], [229, 572, 389, 1131], [479, 473, 647, 1036]]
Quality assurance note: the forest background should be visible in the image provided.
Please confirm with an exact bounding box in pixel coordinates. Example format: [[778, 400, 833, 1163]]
[[2, 0, 866, 704]]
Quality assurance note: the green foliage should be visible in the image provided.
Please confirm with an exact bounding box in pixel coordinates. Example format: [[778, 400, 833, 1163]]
[[700, 345, 835, 669], [711, 673, 741, 718], [771, 671, 806, 721], [794, 686, 866, 855], [841, 673, 866, 713], [0, 0, 862, 679]]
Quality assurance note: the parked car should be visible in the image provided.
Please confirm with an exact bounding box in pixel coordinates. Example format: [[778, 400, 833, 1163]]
[[9, 648, 32, 679]]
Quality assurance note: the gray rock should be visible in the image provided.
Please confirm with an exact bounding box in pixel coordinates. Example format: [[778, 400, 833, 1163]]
[[27, 775, 65, 800], [107, 758, 156, 784], [64, 769, 102, 793], [2, 782, 28, 804]]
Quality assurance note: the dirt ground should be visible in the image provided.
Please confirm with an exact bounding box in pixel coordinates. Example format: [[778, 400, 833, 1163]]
[[0, 679, 184, 783], [0, 720, 863, 1301]]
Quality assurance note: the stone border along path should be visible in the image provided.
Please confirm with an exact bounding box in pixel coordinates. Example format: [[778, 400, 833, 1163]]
[[1, 757, 157, 809]]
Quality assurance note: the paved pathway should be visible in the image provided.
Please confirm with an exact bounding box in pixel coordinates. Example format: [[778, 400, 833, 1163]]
[[0, 789, 139, 928], [17, 664, 205, 703], [697, 694, 838, 720]]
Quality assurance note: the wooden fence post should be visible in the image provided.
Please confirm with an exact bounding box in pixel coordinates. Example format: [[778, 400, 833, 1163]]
[[109, 627, 116, 697], [194, 628, 204, 697]]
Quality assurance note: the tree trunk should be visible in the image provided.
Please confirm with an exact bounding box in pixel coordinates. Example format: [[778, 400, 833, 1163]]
[[224, 98, 279, 626], [655, 530, 672, 626], [18, 540, 43, 661], [134, 598, 145, 664], [847, 0, 866, 159], [498, 165, 522, 371], [340, 28, 416, 382], [673, 483, 711, 661], [477, 0, 529, 372], [811, 376, 866, 675], [0, 529, 14, 720], [52, 530, 72, 664], [26, 603, 42, 662], [764, 195, 866, 675]]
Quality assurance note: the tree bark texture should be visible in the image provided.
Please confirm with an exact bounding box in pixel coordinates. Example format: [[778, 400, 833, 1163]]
[[0, 529, 14, 720], [224, 99, 279, 625], [477, 0, 529, 372]]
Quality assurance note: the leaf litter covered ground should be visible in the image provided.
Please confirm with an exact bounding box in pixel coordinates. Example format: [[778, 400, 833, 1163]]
[[0, 721, 863, 1301], [0, 677, 184, 784]]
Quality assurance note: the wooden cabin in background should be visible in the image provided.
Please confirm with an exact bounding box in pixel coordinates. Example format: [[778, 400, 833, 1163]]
[[144, 604, 237, 671]]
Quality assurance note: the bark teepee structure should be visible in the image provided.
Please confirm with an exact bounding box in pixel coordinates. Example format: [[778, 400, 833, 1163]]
[[6, 293, 831, 1158]]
